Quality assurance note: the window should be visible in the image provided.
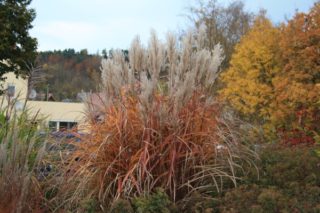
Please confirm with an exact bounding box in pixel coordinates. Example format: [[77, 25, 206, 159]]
[[7, 84, 15, 97], [68, 122, 77, 129], [49, 121, 57, 131], [49, 121, 78, 132], [59, 122, 68, 131], [59, 122, 77, 131]]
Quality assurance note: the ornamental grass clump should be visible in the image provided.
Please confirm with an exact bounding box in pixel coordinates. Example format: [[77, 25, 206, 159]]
[[0, 107, 48, 213], [65, 28, 256, 209]]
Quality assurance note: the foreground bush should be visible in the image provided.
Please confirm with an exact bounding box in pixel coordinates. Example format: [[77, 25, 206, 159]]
[[107, 145, 320, 213], [217, 145, 320, 213], [54, 29, 256, 211]]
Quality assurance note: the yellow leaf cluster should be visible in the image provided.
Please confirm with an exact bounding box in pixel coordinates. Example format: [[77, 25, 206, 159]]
[[219, 15, 280, 121]]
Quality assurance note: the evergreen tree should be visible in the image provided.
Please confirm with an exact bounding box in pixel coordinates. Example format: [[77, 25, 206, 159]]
[[0, 0, 37, 80]]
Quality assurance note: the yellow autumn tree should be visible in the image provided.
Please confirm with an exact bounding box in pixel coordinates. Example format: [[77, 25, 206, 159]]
[[219, 14, 280, 124]]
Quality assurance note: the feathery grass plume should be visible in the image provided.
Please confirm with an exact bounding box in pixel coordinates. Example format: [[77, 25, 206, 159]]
[[196, 24, 208, 51], [166, 32, 178, 91], [101, 50, 133, 102], [62, 29, 256, 211], [0, 104, 48, 212], [129, 36, 146, 76], [147, 30, 165, 84]]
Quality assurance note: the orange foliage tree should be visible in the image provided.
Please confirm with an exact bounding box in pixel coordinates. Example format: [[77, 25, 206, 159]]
[[272, 2, 320, 139]]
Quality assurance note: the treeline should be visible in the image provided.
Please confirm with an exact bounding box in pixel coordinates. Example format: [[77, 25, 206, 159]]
[[35, 49, 101, 101], [34, 49, 129, 101]]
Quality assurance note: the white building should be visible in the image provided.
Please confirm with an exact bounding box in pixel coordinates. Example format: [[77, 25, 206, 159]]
[[0, 72, 87, 132]]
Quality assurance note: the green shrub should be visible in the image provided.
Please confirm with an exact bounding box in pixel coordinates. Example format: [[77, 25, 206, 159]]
[[257, 145, 320, 187], [81, 198, 101, 213], [178, 192, 216, 213], [110, 199, 134, 213], [217, 145, 320, 213], [133, 188, 172, 213], [219, 185, 261, 212]]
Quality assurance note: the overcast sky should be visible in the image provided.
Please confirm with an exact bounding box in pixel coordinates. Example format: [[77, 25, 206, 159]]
[[30, 0, 317, 54]]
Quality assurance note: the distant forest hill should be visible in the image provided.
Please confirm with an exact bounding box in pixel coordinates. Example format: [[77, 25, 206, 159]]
[[34, 49, 102, 102]]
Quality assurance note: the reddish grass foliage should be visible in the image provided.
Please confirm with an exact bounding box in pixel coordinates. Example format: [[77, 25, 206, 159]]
[[278, 128, 315, 146], [0, 176, 43, 212], [67, 89, 245, 207]]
